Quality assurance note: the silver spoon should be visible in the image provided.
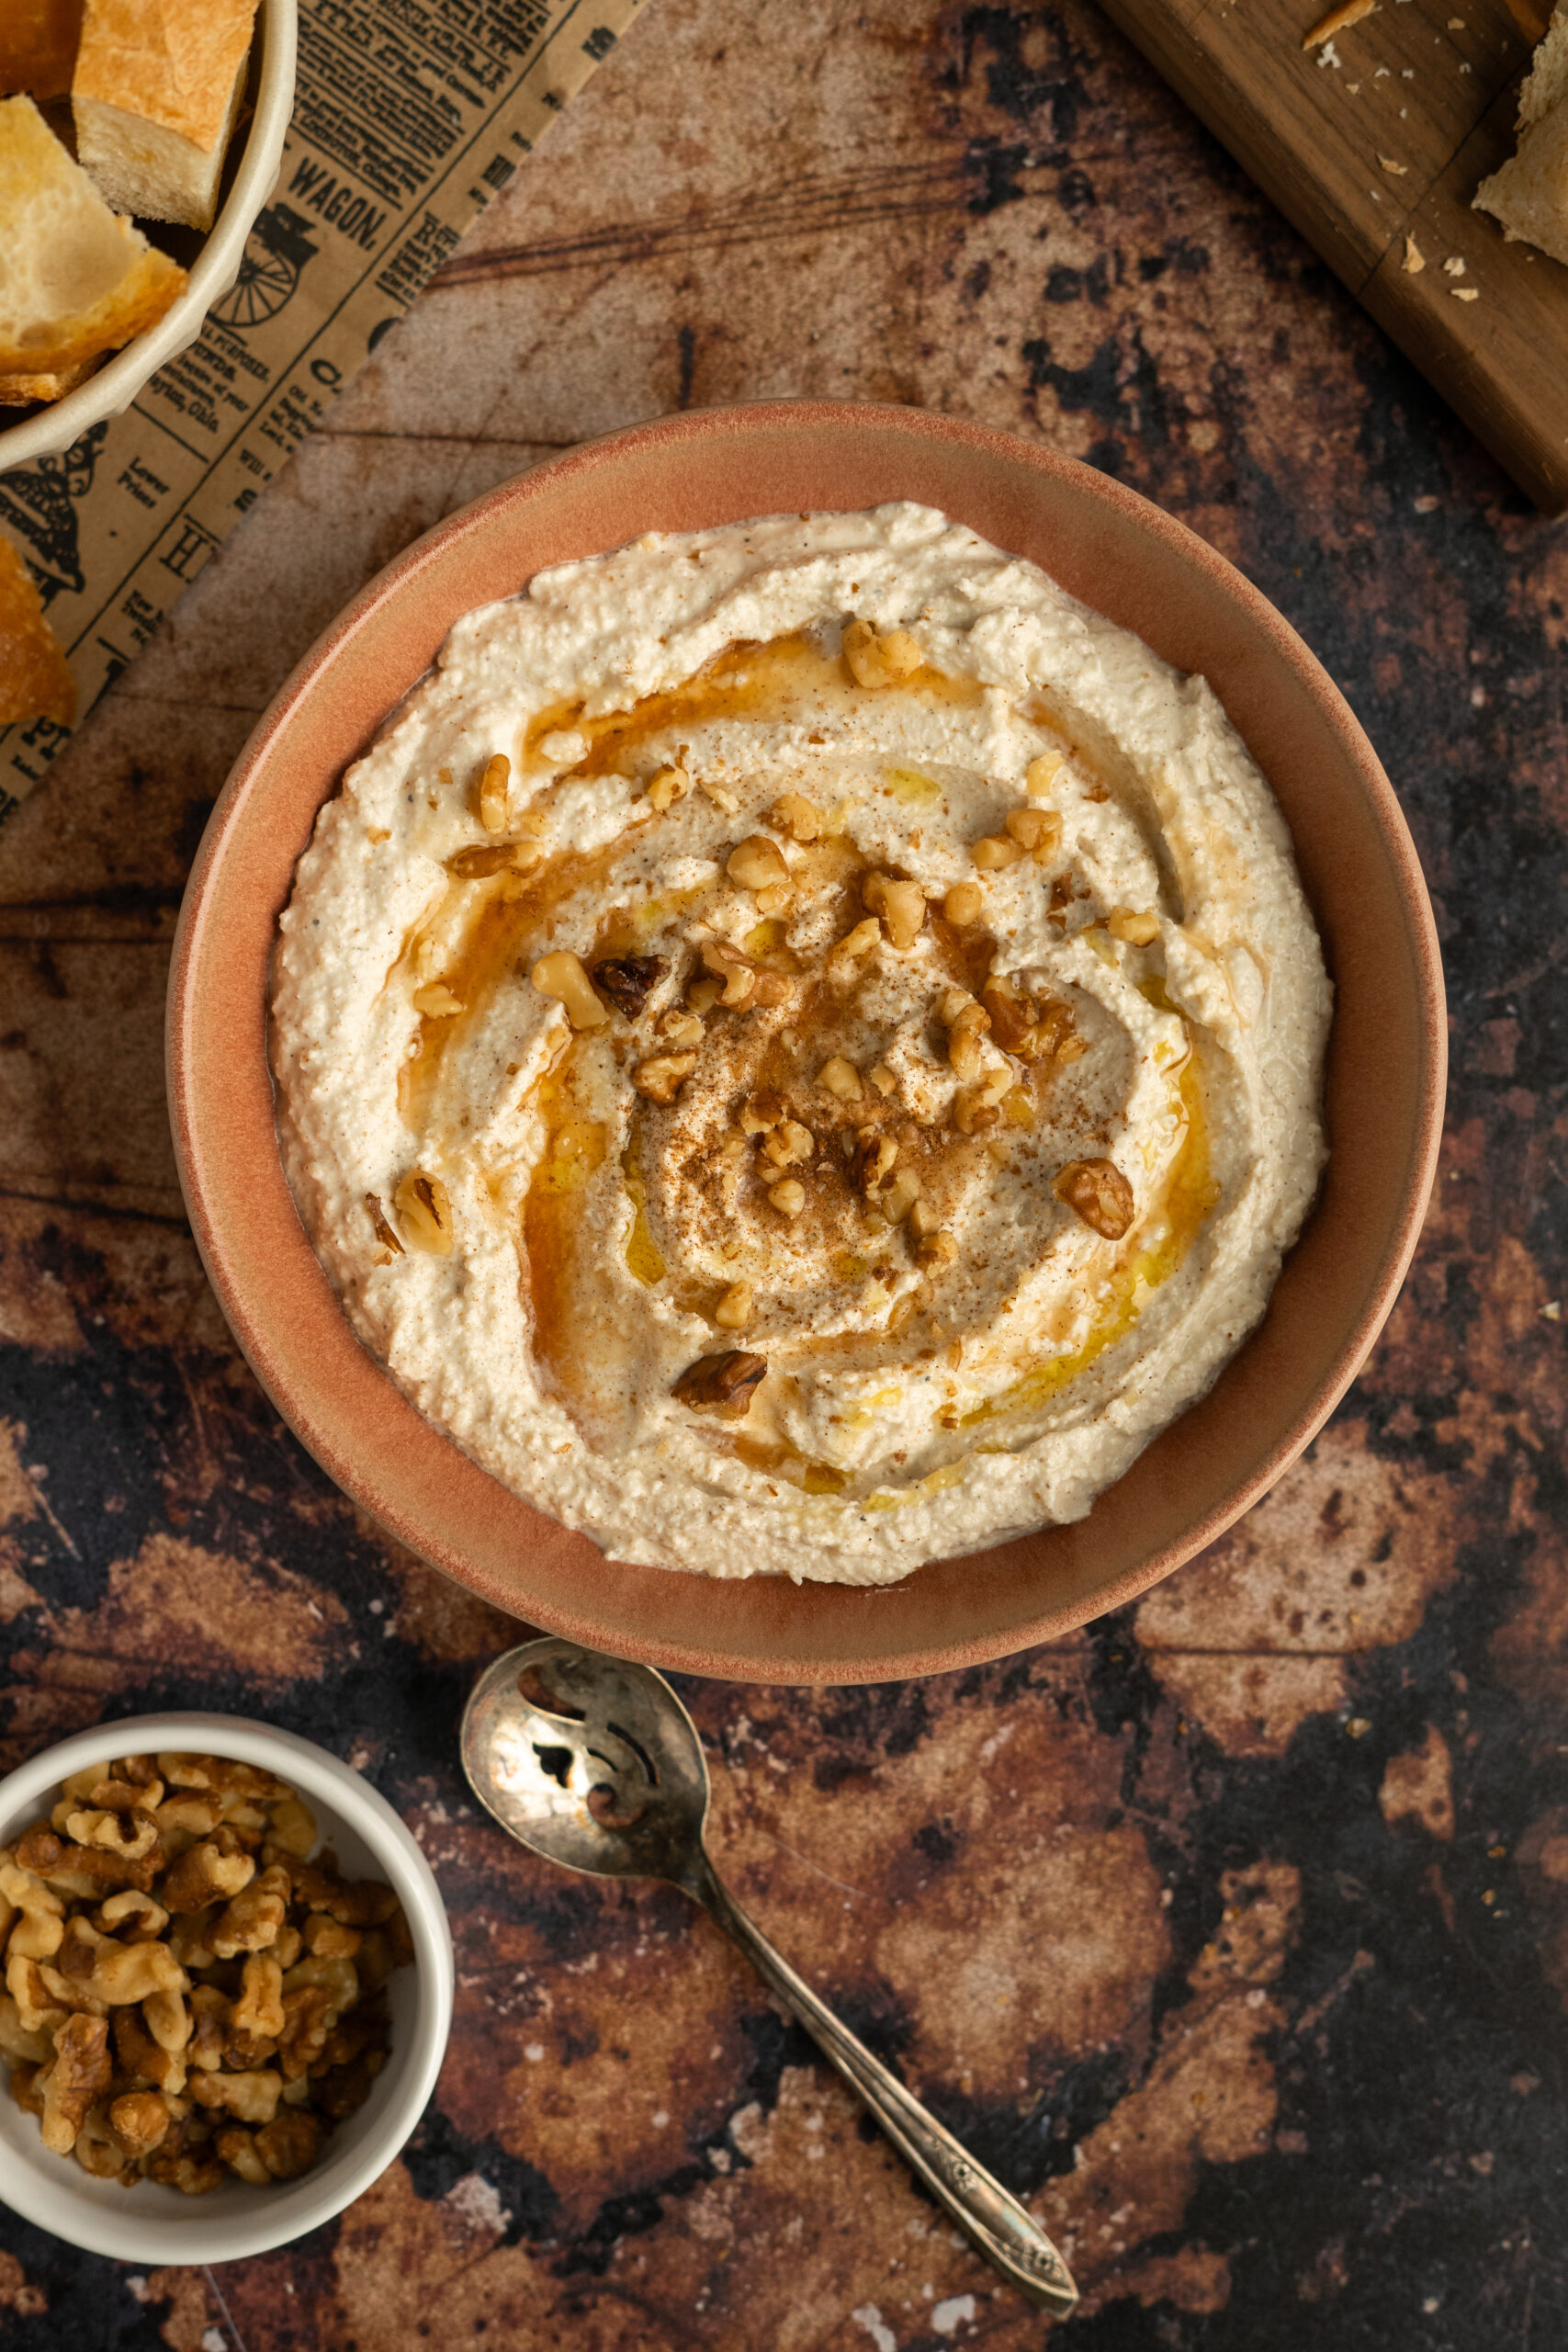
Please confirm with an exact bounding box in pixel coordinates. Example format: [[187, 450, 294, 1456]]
[[460, 1637, 1078, 2316]]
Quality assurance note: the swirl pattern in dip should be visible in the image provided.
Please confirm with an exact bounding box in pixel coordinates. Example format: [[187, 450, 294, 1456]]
[[272, 504, 1330, 1585]]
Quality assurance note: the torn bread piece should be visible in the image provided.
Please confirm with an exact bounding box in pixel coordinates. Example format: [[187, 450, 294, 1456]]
[[0, 535, 75, 728], [73, 0, 260, 233], [0, 0, 85, 100], [1473, 7, 1568, 267], [0, 355, 102, 405], [0, 95, 185, 378]]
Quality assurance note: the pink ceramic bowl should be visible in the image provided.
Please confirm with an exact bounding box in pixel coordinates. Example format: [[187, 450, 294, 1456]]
[[167, 401, 1445, 1684]]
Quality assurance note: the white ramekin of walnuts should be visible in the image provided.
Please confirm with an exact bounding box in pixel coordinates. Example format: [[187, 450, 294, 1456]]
[[0, 1714, 453, 2262]]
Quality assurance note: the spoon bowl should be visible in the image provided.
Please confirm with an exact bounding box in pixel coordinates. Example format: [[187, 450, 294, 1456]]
[[461, 1638, 1079, 2316]]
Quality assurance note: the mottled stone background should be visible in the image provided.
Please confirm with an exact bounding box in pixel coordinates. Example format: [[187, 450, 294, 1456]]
[[2, 1, 1566, 2345]]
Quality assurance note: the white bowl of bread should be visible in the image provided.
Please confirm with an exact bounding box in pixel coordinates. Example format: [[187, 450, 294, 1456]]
[[0, 0, 297, 473]]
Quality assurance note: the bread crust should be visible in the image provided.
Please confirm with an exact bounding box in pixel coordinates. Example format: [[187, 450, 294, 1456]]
[[73, 0, 259, 153], [0, 536, 76, 729], [0, 0, 85, 104], [0, 355, 100, 404]]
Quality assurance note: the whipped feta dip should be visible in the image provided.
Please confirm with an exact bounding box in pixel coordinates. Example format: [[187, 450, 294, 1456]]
[[272, 503, 1331, 1584]]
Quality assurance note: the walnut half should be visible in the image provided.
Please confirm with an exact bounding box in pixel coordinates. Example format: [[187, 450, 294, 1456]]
[[671, 1351, 767, 1419]]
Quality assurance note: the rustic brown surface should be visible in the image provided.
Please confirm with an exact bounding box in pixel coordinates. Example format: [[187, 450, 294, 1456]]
[[0, 1, 1566, 2345], [1099, 0, 1568, 513]]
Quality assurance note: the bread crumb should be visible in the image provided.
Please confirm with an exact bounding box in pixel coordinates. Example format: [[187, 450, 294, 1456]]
[[1378, 153, 1408, 174], [1402, 233, 1426, 273], [1304, 0, 1376, 48], [1451, 286, 1480, 300], [1443, 254, 1466, 274], [1413, 495, 1439, 513], [1317, 37, 1343, 67], [1447, 15, 1464, 26]]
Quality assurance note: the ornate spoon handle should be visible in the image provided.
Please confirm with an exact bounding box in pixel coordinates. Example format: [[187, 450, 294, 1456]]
[[689, 1853, 1077, 2317]]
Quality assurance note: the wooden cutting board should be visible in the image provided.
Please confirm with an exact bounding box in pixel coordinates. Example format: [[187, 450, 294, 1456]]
[[1098, 0, 1568, 513]]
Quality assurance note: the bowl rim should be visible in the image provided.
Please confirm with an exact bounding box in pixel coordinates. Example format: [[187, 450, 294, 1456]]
[[167, 399, 1447, 1684], [0, 0, 299, 474], [0, 1709, 454, 2263]]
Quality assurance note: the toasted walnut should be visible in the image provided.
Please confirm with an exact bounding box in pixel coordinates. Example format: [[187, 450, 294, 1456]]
[[0, 1996, 51, 2068], [592, 954, 667, 1017], [393, 1169, 455, 1258], [754, 882, 795, 920], [265, 1795, 317, 1860], [739, 1090, 784, 1136], [727, 835, 791, 892], [145, 2138, 224, 2196], [972, 834, 1024, 871], [478, 752, 511, 833], [210, 1864, 291, 1959], [84, 1938, 187, 2009], [867, 1062, 897, 1097], [12, 1827, 63, 1877], [216, 2122, 272, 2185], [1107, 906, 1159, 945], [863, 872, 926, 951], [915, 1229, 958, 1272], [531, 949, 610, 1030], [186, 1984, 229, 2073], [39, 2012, 111, 2154], [631, 1051, 696, 1106], [818, 1055, 863, 1102], [879, 1170, 921, 1226], [654, 1006, 704, 1050], [827, 916, 881, 985], [953, 1087, 1000, 1136], [672, 1351, 767, 1418], [645, 763, 690, 810], [0, 1864, 63, 1961], [160, 1758, 288, 1804], [1025, 751, 1064, 796], [1054, 1157, 1135, 1239], [853, 1132, 897, 1196], [73, 2102, 129, 2180], [699, 941, 757, 1008], [946, 999, 992, 1083], [143, 1987, 191, 2056], [980, 978, 1037, 1057], [301, 1915, 361, 1962], [770, 791, 822, 842], [276, 1984, 335, 2082], [188, 2068, 283, 2127], [1001, 806, 1055, 856], [697, 774, 739, 815], [111, 2004, 186, 2096], [761, 1118, 813, 1169], [843, 616, 922, 686], [768, 1178, 807, 1218], [65, 1807, 160, 1863], [153, 1791, 224, 1857], [942, 880, 984, 928], [255, 2109, 323, 2180], [83, 1774, 163, 1815], [714, 1282, 753, 1331], [750, 970, 791, 1008], [162, 1837, 255, 1917], [109, 2089, 170, 2156]]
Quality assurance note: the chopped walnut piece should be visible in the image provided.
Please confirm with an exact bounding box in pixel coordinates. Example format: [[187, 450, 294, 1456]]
[[65, 1807, 160, 1862], [478, 752, 511, 833], [868, 1063, 897, 1097], [216, 2122, 272, 2185], [161, 1837, 255, 1917], [1054, 1157, 1135, 1239], [727, 834, 791, 892], [112, 2005, 186, 2096], [945, 999, 992, 1083], [761, 1118, 813, 1169], [750, 971, 791, 1007], [109, 2089, 170, 2156], [879, 1170, 921, 1225], [1025, 751, 1063, 796], [532, 949, 610, 1030], [972, 834, 1024, 871], [1006, 806, 1062, 863], [0, 1996, 51, 2068], [393, 1170, 454, 1258], [82, 1936, 186, 2009], [1107, 907, 1158, 945], [699, 941, 757, 1007], [827, 916, 882, 987], [770, 791, 822, 842], [39, 2012, 111, 2154], [697, 774, 740, 815], [818, 1055, 863, 1103], [655, 1007, 704, 1049], [686, 974, 724, 1014], [953, 1086, 1000, 1136], [842, 616, 922, 686], [592, 954, 667, 1018], [188, 2068, 283, 2126], [632, 1051, 697, 1106], [768, 1178, 807, 1218], [916, 1229, 958, 1272], [645, 763, 690, 811], [255, 2109, 323, 2180], [300, 1915, 361, 1962], [863, 872, 925, 951], [942, 881, 984, 928], [0, 1863, 63, 1960], [714, 1281, 754, 1331], [210, 1864, 291, 1959], [739, 1090, 784, 1135], [672, 1351, 767, 1418], [265, 1795, 317, 1860], [853, 1132, 897, 1196], [446, 840, 525, 880]]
